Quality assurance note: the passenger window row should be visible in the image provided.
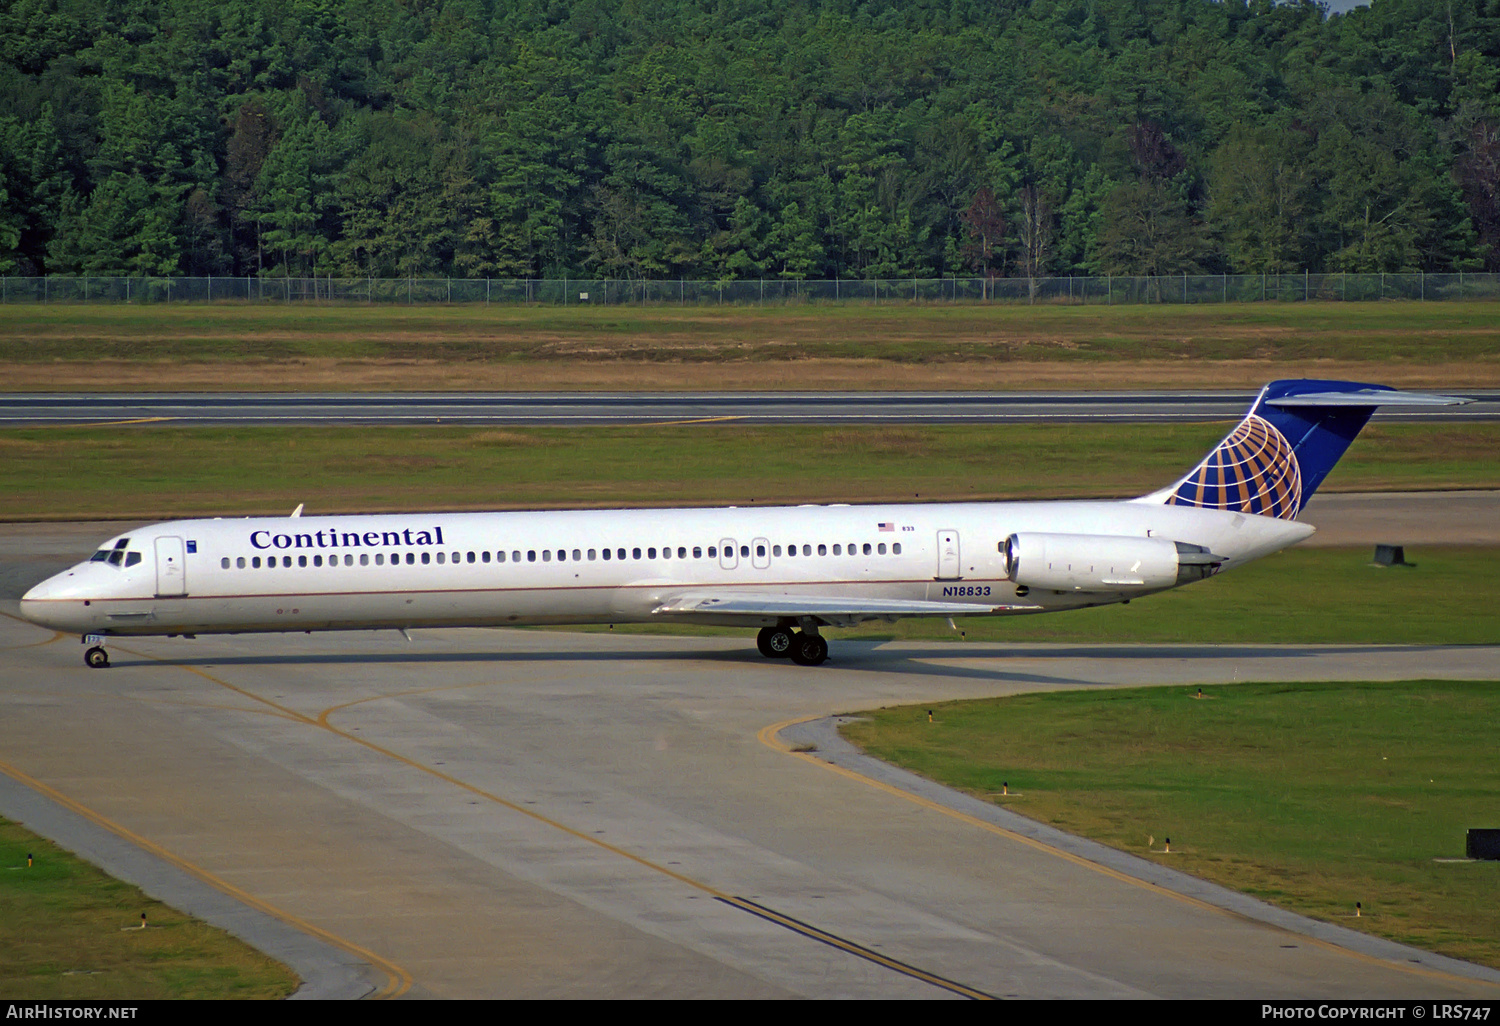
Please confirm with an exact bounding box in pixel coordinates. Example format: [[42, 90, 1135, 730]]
[[219, 540, 902, 571]]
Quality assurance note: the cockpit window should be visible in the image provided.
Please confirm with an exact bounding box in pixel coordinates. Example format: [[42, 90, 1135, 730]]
[[107, 551, 124, 566], [125, 552, 141, 567], [90, 550, 110, 562], [114, 538, 129, 549]]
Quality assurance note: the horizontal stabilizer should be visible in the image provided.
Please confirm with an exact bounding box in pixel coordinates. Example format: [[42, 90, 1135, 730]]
[[1267, 389, 1472, 408]]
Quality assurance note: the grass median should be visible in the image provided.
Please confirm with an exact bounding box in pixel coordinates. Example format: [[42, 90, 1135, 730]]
[[2, 301, 1496, 390], [0, 816, 299, 998], [1, 421, 1496, 521], [841, 680, 1500, 970]]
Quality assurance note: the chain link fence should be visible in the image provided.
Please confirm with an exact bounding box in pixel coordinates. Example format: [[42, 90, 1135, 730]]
[[3, 272, 1497, 305]]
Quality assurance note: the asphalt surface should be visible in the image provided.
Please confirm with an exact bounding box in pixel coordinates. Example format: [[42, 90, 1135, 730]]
[[3, 389, 1496, 426]]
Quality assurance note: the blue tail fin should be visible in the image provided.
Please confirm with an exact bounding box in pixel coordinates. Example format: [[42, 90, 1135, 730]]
[[1142, 379, 1465, 520]]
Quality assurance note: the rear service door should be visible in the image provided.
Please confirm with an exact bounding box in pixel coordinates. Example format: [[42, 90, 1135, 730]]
[[936, 530, 961, 580], [155, 536, 187, 596]]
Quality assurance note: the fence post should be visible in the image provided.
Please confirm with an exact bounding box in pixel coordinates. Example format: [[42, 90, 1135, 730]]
[[1222, 273, 1226, 304], [1305, 269, 1309, 302], [1107, 275, 1111, 305], [1421, 271, 1425, 300]]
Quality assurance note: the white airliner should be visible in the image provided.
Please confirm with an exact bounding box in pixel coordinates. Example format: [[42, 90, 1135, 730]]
[[20, 380, 1468, 668]]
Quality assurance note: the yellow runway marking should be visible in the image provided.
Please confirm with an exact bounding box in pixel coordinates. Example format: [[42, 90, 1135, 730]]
[[52, 416, 177, 427], [0, 755, 412, 999], [116, 648, 990, 998], [635, 415, 742, 427], [758, 715, 1498, 990]]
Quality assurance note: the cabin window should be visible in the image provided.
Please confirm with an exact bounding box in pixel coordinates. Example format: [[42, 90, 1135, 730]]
[[436, 552, 445, 564], [542, 550, 551, 562], [406, 553, 415, 565], [602, 548, 611, 560], [648, 547, 656, 559], [817, 544, 827, 556], [418, 552, 428, 564], [708, 546, 717, 558], [740, 545, 749, 557], [252, 557, 261, 568], [772, 545, 781, 557], [693, 546, 702, 559], [800, 544, 810, 556], [832, 544, 841, 556], [512, 551, 521, 563], [221, 557, 230, 569], [496, 551, 505, 563], [661, 546, 670, 560], [467, 552, 475, 563], [893, 542, 902, 554], [298, 555, 307, 567], [633, 548, 642, 559], [236, 556, 246, 569], [863, 543, 872, 555], [756, 544, 765, 557], [452, 552, 460, 563], [878, 543, 887, 554], [587, 549, 596, 560], [528, 551, 536, 562], [375, 553, 384, 565], [481, 551, 490, 563], [360, 553, 368, 566]]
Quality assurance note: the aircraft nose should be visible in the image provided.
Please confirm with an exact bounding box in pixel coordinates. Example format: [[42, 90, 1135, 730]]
[[19, 574, 73, 630]]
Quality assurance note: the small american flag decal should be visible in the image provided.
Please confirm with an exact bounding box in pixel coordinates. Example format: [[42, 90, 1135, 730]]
[[877, 522, 895, 532]]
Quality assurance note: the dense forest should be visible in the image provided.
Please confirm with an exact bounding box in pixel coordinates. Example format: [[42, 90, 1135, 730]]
[[1, 0, 1498, 281]]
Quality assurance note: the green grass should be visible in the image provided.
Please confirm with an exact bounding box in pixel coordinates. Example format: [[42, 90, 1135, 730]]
[[841, 681, 1500, 969], [0, 817, 299, 998], [1, 300, 1496, 366], [1, 421, 1495, 521]]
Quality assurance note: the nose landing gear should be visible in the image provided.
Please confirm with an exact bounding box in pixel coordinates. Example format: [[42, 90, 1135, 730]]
[[84, 645, 110, 669]]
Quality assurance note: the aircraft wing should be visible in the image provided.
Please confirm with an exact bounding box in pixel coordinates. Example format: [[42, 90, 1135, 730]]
[[652, 592, 1041, 627]]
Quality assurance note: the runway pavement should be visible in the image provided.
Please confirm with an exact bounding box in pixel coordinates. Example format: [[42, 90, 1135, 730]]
[[2, 389, 1496, 426], [2, 513, 1499, 999]]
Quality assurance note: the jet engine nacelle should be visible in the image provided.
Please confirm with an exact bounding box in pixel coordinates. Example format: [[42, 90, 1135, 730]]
[[1003, 533, 1222, 593]]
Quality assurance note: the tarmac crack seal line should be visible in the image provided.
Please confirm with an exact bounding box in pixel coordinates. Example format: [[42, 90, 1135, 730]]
[[758, 713, 1500, 990], [114, 646, 994, 999], [310, 670, 994, 999]]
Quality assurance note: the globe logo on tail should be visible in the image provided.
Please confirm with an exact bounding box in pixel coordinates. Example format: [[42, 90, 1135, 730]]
[[1167, 414, 1303, 520]]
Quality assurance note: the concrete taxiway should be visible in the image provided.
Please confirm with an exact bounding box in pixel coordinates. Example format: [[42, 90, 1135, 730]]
[[2, 513, 1498, 999]]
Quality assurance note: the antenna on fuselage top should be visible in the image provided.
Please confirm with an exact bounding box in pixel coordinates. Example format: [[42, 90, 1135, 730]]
[[290, 503, 304, 518]]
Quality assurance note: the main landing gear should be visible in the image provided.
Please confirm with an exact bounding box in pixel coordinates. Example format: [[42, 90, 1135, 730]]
[[756, 625, 828, 666]]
